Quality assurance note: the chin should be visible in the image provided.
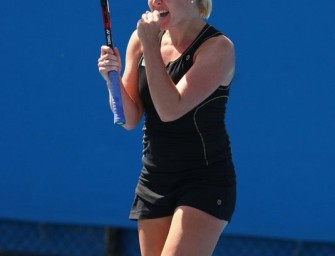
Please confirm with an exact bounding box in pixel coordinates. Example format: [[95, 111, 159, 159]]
[[160, 22, 168, 31]]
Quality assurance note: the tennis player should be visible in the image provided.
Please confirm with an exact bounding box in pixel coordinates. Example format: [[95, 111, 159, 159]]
[[98, 0, 236, 255]]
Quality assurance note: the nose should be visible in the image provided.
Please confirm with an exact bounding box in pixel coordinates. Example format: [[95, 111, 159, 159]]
[[153, 0, 161, 5]]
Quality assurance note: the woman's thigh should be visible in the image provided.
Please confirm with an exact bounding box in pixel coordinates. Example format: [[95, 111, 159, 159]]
[[161, 206, 228, 256], [138, 216, 172, 256]]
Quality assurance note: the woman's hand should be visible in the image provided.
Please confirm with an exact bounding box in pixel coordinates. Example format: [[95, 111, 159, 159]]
[[137, 10, 161, 47], [98, 46, 122, 82]]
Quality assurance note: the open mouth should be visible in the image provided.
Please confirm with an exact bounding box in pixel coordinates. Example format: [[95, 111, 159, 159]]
[[159, 10, 169, 18]]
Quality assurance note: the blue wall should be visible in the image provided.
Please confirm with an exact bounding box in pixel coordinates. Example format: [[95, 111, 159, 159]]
[[1, 0, 334, 242]]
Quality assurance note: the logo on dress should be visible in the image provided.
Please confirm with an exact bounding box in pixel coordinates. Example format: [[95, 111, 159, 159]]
[[217, 199, 222, 206]]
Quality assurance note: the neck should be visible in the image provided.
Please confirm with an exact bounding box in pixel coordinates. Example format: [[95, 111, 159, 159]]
[[164, 18, 206, 48]]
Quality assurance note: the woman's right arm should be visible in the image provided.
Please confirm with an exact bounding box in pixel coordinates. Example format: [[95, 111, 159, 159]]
[[98, 30, 143, 130], [120, 30, 144, 130]]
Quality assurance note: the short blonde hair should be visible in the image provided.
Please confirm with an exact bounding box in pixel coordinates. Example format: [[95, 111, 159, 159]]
[[198, 0, 212, 19]]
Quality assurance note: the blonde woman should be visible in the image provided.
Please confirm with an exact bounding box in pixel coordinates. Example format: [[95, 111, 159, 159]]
[[98, 0, 236, 255]]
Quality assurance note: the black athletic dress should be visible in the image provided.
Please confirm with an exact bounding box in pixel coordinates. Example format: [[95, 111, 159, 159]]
[[129, 24, 236, 222]]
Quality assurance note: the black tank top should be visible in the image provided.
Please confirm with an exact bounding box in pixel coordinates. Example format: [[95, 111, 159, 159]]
[[138, 24, 233, 172]]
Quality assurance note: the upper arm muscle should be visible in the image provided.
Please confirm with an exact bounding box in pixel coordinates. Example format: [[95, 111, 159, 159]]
[[175, 35, 235, 117]]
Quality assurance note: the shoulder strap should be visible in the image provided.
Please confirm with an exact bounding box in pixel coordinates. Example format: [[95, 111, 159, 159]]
[[185, 24, 224, 57]]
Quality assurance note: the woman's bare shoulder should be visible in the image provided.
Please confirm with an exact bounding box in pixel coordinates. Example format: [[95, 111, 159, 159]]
[[126, 30, 143, 58]]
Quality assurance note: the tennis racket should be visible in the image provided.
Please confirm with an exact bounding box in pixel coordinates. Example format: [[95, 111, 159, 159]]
[[100, 0, 126, 125]]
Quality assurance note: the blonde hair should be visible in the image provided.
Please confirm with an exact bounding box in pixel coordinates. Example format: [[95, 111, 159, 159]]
[[198, 0, 212, 19]]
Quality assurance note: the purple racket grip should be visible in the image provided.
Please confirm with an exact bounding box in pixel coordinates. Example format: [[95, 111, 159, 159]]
[[108, 70, 125, 125]]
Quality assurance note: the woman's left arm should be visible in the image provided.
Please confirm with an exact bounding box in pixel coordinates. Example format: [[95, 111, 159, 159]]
[[144, 35, 235, 122]]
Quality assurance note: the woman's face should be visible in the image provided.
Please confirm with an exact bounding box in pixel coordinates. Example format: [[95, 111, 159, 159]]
[[148, 0, 196, 29]]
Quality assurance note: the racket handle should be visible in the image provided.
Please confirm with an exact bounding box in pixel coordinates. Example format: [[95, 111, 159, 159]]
[[108, 70, 126, 125]]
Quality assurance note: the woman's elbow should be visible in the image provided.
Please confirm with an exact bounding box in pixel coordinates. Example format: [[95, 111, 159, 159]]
[[158, 111, 182, 122], [122, 123, 137, 130]]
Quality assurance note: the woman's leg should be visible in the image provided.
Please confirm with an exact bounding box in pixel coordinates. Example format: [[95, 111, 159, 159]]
[[161, 206, 228, 256], [138, 216, 173, 256]]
